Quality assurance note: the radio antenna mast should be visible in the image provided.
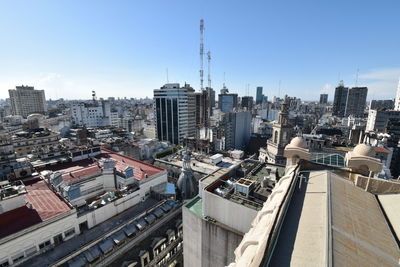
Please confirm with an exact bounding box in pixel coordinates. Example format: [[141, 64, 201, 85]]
[[200, 19, 204, 90]]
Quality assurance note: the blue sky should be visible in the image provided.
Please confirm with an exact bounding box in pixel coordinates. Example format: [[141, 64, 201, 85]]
[[1, 0, 399, 101]]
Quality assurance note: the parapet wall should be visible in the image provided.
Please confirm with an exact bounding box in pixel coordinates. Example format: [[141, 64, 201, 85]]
[[354, 175, 400, 194]]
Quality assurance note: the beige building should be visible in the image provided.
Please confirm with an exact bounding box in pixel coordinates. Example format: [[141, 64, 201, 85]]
[[259, 103, 292, 165], [12, 130, 60, 157], [9, 85, 47, 118]]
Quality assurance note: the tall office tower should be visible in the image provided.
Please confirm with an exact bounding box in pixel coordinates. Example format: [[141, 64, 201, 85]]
[[154, 83, 196, 145], [256, 86, 263, 104], [221, 111, 251, 150], [206, 87, 216, 108], [241, 96, 254, 111], [395, 78, 400, 111], [195, 90, 212, 129], [218, 85, 238, 112], [319, 93, 328, 104], [345, 87, 368, 117], [332, 81, 349, 117], [9, 85, 47, 118]]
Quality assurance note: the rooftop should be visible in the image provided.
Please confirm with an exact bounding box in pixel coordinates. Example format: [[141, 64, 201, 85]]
[[205, 161, 285, 210], [41, 149, 165, 183], [0, 179, 71, 239], [159, 151, 242, 180], [269, 170, 400, 266]]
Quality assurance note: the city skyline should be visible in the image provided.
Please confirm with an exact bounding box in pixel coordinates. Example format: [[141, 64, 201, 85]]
[[1, 0, 400, 100]]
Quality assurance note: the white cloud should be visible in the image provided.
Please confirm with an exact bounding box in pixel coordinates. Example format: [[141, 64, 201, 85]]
[[358, 68, 400, 99]]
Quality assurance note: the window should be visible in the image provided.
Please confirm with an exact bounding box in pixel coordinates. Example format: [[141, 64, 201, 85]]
[[64, 228, 75, 238], [11, 253, 24, 264], [38, 240, 51, 250], [0, 260, 9, 267], [25, 247, 37, 257]]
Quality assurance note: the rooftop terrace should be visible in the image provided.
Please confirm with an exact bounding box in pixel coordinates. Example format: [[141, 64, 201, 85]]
[[0, 179, 71, 239]]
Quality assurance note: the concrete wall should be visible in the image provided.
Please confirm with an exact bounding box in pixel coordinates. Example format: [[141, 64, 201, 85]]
[[355, 175, 400, 194], [183, 204, 203, 266], [201, 219, 243, 267], [183, 205, 243, 267], [81, 192, 142, 228], [203, 190, 258, 234]]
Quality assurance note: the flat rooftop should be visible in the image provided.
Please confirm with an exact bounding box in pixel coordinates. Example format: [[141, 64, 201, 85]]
[[205, 162, 284, 211], [0, 179, 71, 239], [40, 149, 165, 183], [269, 170, 400, 266], [159, 152, 241, 177]]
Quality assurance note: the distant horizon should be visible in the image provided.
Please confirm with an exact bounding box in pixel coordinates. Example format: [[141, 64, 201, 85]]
[[1, 1, 399, 101], [1, 84, 396, 104]]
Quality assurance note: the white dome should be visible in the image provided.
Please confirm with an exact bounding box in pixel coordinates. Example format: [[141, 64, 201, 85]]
[[353, 143, 375, 157], [290, 137, 308, 149]]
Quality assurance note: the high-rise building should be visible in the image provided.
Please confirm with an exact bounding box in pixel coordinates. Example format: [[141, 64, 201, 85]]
[[332, 82, 348, 117], [370, 100, 394, 110], [221, 111, 251, 150], [256, 86, 263, 104], [218, 85, 238, 112], [241, 96, 254, 111], [154, 83, 196, 145], [319, 93, 328, 104], [9, 85, 47, 118], [345, 87, 368, 117], [206, 87, 216, 108], [366, 109, 400, 131], [395, 78, 400, 111], [195, 90, 212, 129]]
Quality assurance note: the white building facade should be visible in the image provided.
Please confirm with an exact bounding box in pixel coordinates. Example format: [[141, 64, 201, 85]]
[[71, 101, 118, 128], [395, 78, 400, 111], [153, 83, 196, 145]]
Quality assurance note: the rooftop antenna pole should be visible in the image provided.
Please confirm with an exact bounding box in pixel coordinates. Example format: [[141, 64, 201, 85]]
[[92, 90, 96, 102], [207, 50, 211, 88], [355, 68, 359, 87], [200, 19, 205, 91]]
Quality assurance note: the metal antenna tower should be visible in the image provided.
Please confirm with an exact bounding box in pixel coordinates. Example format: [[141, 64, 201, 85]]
[[207, 50, 211, 88], [200, 19, 204, 90], [355, 68, 359, 87]]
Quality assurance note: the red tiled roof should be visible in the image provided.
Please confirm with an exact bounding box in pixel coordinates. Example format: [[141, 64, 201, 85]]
[[25, 180, 71, 221], [373, 146, 390, 154], [98, 149, 164, 181], [62, 165, 102, 183], [0, 180, 71, 239], [38, 149, 164, 182]]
